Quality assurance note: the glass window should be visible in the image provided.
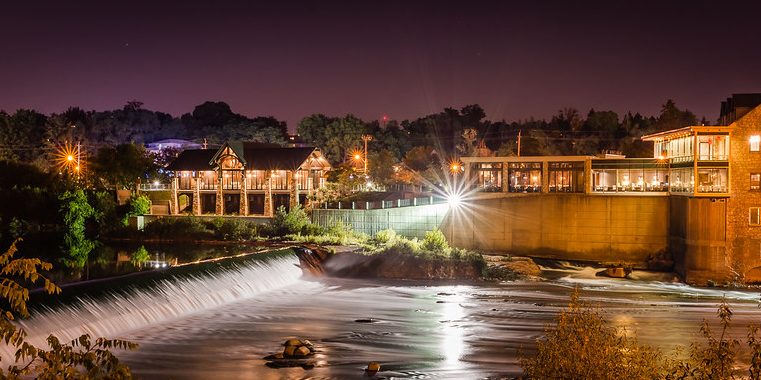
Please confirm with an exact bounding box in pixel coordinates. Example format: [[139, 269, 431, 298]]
[[697, 135, 729, 160], [669, 168, 694, 193], [696, 168, 728, 193], [592, 168, 668, 193], [752, 174, 761, 191], [271, 170, 288, 190], [750, 207, 761, 226], [751, 135, 761, 152], [548, 162, 584, 193], [179, 171, 193, 190], [199, 171, 217, 190], [473, 163, 503, 192], [508, 162, 541, 193]]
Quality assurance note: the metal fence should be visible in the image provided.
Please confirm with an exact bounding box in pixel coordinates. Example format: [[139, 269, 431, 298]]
[[138, 183, 171, 191], [320, 195, 446, 210], [311, 201, 449, 238]]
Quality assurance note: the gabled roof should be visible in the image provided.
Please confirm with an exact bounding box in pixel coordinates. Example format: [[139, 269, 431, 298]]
[[239, 143, 319, 170], [165, 149, 217, 171], [166, 142, 331, 171]]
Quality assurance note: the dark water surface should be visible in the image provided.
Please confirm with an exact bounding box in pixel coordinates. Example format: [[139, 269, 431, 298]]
[[14, 249, 761, 379]]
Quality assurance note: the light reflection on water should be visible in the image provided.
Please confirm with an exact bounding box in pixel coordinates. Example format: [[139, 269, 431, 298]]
[[21, 259, 761, 379], [111, 275, 761, 379]]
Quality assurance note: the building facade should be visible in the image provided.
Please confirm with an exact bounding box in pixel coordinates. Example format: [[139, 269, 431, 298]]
[[460, 94, 761, 284], [165, 142, 331, 216]]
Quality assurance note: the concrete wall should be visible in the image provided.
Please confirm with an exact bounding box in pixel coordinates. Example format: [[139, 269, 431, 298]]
[[446, 194, 669, 267], [669, 197, 729, 284], [313, 194, 669, 268]]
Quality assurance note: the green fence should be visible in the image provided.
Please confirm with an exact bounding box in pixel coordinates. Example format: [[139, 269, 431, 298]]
[[311, 203, 449, 238]]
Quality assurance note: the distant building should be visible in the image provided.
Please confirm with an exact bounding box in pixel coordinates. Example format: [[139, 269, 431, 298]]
[[145, 139, 202, 154], [165, 142, 331, 216], [459, 94, 761, 284]]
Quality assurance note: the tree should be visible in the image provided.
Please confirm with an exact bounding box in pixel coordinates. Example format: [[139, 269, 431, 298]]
[[654, 99, 697, 132], [368, 150, 398, 186], [403, 146, 436, 172], [91, 144, 157, 190], [59, 189, 96, 268], [0, 239, 136, 378]]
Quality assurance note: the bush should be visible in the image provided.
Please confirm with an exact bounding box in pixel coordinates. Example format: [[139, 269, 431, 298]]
[[421, 229, 449, 254], [521, 288, 666, 379], [143, 217, 213, 240], [374, 229, 398, 245], [522, 292, 761, 379], [122, 193, 151, 226], [267, 204, 311, 236], [214, 218, 258, 241]]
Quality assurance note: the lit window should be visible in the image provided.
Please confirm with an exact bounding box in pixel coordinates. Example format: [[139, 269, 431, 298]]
[[752, 174, 761, 190], [751, 207, 761, 226], [750, 135, 761, 152]]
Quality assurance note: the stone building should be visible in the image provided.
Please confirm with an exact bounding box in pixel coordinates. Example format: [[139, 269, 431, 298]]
[[165, 142, 331, 216], [458, 94, 761, 284]]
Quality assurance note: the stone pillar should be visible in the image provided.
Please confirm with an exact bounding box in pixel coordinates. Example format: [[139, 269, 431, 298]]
[[264, 171, 273, 217], [215, 171, 223, 215], [239, 171, 248, 215], [192, 176, 201, 215], [289, 170, 300, 210], [542, 161, 549, 193], [502, 161, 509, 192], [170, 177, 179, 214]]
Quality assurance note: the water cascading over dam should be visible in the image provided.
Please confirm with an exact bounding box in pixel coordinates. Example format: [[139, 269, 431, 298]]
[[13, 250, 304, 357]]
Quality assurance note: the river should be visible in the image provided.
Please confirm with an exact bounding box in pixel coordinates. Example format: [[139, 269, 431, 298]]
[[16, 248, 761, 379]]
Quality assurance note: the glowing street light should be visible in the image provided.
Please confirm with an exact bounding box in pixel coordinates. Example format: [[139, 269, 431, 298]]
[[449, 159, 464, 175]]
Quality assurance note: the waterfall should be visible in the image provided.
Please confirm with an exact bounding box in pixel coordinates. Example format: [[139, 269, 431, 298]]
[[14, 251, 303, 353]]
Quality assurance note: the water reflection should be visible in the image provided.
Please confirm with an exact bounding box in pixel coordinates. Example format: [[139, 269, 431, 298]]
[[438, 287, 466, 370]]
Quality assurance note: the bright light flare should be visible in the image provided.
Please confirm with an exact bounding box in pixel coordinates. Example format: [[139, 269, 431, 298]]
[[54, 142, 80, 172], [448, 159, 464, 175], [447, 193, 462, 207]]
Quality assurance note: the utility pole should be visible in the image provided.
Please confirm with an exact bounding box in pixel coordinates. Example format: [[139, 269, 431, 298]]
[[517, 130, 522, 157], [202, 138, 208, 149], [361, 134, 373, 174], [76, 141, 81, 181]]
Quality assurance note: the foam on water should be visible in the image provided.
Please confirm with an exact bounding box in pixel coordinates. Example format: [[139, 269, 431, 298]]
[[14, 254, 303, 353]]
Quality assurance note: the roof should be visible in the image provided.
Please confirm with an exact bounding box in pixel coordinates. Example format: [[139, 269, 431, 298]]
[[641, 125, 732, 141], [239, 143, 319, 170], [166, 142, 331, 171], [165, 149, 216, 171]]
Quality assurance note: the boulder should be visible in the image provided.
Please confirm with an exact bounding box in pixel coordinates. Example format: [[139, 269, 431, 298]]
[[366, 362, 381, 372], [604, 267, 628, 278], [294, 346, 311, 357]]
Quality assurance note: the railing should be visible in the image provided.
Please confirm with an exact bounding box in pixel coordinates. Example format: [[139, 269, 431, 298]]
[[138, 183, 171, 191], [321, 195, 446, 210]]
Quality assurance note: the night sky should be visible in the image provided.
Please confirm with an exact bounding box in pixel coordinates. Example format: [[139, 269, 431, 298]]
[[2, 1, 761, 128]]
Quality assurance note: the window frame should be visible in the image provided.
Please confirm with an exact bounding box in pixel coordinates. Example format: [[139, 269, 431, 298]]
[[751, 173, 761, 191], [750, 135, 761, 152], [750, 207, 761, 226]]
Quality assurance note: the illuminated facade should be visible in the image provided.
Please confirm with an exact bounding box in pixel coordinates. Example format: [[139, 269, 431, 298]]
[[460, 94, 761, 284], [165, 142, 331, 216]]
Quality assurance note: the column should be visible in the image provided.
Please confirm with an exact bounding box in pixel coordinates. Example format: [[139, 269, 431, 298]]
[[264, 171, 273, 217], [192, 176, 201, 215], [240, 170, 248, 215], [170, 177, 179, 214], [542, 161, 549, 193], [215, 171, 223, 215], [289, 170, 300, 210], [502, 162, 509, 192]]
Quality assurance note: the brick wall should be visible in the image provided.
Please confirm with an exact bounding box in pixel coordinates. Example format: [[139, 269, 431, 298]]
[[726, 105, 761, 282]]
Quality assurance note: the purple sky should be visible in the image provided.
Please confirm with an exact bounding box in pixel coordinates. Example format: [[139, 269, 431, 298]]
[[2, 1, 761, 129]]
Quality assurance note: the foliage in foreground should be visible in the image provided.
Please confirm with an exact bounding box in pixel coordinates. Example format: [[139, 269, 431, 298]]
[[522, 289, 761, 380], [0, 239, 136, 378]]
